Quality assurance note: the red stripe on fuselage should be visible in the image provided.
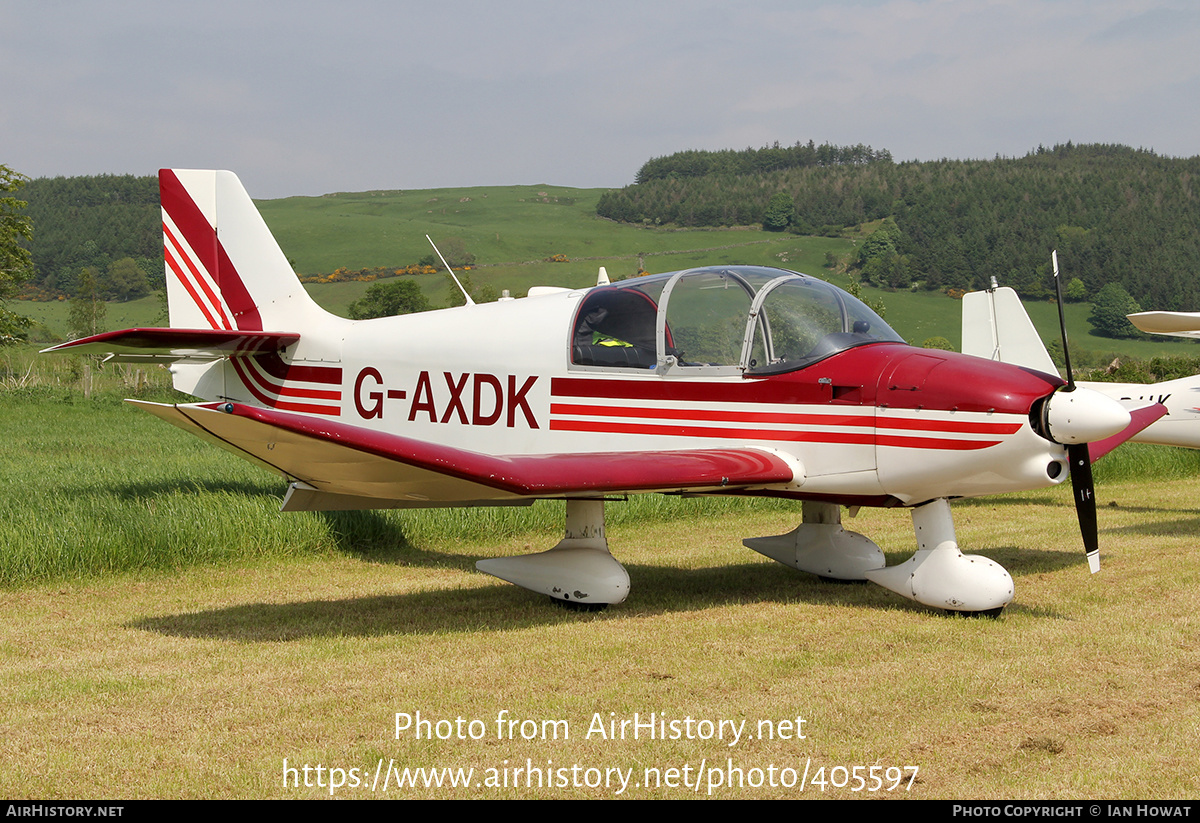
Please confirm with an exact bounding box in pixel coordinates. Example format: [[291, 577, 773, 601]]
[[874, 434, 1002, 450], [228, 357, 341, 416], [238, 357, 341, 401], [552, 401, 866, 427], [550, 402, 1020, 436], [551, 402, 864, 427], [551, 375, 806, 405], [253, 351, 343, 385], [549, 418, 876, 445], [875, 416, 1020, 435], [548, 418, 999, 450]]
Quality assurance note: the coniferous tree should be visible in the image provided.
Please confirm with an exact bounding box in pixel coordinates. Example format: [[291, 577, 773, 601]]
[[0, 165, 33, 342]]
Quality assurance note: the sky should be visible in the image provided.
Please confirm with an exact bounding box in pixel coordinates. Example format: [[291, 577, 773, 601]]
[[4, 0, 1199, 199]]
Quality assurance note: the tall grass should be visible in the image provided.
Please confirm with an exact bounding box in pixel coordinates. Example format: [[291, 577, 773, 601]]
[[1, 345, 175, 394], [0, 382, 798, 588], [1093, 441, 1200, 483]]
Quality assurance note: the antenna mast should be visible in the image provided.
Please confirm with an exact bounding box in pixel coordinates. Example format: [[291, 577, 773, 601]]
[[427, 235, 475, 307]]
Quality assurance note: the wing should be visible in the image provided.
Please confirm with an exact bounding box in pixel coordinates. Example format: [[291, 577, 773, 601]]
[[130, 400, 801, 510], [1127, 311, 1200, 338], [41, 328, 299, 364]]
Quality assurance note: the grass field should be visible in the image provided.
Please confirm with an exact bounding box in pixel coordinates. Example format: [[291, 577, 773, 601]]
[[6, 183, 1200, 798], [2, 387, 1200, 799]]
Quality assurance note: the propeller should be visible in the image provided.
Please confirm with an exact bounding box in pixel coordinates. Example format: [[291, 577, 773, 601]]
[[1051, 250, 1101, 574]]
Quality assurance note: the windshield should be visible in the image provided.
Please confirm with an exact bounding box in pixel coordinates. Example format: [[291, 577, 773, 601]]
[[570, 266, 903, 374], [745, 275, 901, 373]]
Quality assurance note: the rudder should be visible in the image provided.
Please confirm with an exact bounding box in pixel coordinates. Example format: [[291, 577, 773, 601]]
[[160, 169, 328, 332]]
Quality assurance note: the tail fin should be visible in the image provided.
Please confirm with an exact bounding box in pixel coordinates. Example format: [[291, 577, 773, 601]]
[[159, 170, 346, 405], [160, 169, 329, 332], [961, 286, 1058, 375], [45, 170, 347, 410]]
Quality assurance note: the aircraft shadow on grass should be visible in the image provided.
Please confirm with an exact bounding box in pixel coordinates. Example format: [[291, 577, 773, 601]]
[[91, 475, 1183, 636], [129, 549, 1075, 642], [955, 494, 1200, 519], [103, 478, 283, 501], [78, 477, 446, 559], [1103, 517, 1200, 538]]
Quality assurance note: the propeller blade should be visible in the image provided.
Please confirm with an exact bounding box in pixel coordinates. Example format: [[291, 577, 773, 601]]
[[1053, 252, 1099, 573], [1052, 249, 1075, 390], [1068, 442, 1100, 574]]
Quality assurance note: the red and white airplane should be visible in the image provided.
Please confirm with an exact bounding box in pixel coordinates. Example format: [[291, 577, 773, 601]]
[[45, 170, 1158, 615]]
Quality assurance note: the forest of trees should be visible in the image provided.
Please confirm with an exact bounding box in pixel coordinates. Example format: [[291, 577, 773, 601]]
[[598, 143, 1200, 311], [18, 174, 160, 300], [632, 141, 893, 183]]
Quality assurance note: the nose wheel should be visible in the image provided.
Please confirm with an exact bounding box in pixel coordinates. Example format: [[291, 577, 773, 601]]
[[865, 498, 1014, 613]]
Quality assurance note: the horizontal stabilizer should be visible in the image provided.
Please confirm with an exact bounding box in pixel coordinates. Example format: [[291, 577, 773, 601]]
[[127, 400, 799, 507], [42, 327, 299, 364]]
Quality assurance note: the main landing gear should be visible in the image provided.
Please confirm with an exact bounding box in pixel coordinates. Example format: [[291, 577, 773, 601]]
[[745, 499, 1014, 615], [475, 499, 630, 610], [476, 497, 1013, 615]]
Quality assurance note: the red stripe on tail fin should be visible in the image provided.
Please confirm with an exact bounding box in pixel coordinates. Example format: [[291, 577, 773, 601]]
[[159, 169, 263, 331]]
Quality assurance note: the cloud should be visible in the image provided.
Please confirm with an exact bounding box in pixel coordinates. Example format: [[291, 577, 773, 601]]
[[3, 0, 1195, 197]]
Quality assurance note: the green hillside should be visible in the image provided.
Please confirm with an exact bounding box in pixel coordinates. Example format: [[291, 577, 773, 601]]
[[254, 184, 864, 317], [255, 184, 844, 275], [11, 175, 1199, 367], [17, 181, 861, 337]]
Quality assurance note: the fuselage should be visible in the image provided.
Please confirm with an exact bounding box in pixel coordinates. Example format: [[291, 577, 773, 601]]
[[176, 267, 1073, 507], [1081, 377, 1200, 450], [57, 171, 1136, 613]]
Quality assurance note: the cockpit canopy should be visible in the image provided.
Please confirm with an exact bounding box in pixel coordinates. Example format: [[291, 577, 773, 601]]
[[571, 266, 903, 375]]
